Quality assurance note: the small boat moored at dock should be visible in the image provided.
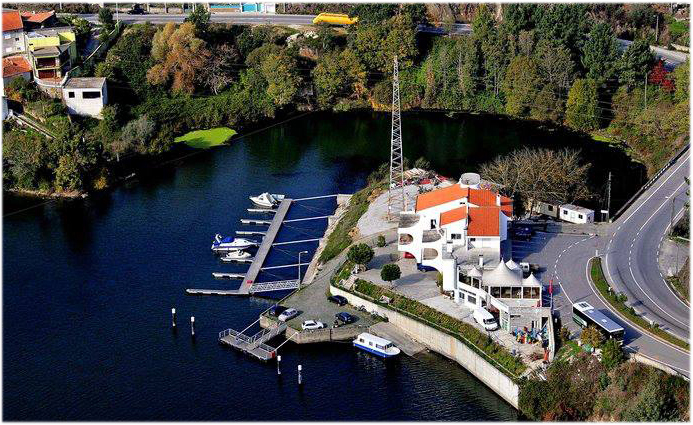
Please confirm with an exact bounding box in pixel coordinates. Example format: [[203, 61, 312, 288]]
[[353, 333, 401, 358], [221, 250, 252, 262], [249, 192, 285, 208], [211, 234, 257, 251]]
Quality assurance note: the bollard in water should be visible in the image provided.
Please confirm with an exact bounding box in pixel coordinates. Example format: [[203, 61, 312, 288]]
[[277, 355, 281, 375], [190, 316, 195, 336], [171, 308, 177, 328], [298, 364, 302, 385]]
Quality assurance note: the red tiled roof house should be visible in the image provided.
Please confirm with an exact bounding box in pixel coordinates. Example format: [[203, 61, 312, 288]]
[[2, 10, 26, 56]]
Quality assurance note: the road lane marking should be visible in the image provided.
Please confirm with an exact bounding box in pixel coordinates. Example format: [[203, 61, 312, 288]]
[[583, 257, 690, 356], [620, 150, 690, 226]]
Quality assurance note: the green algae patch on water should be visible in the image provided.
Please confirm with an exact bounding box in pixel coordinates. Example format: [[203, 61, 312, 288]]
[[174, 127, 237, 149]]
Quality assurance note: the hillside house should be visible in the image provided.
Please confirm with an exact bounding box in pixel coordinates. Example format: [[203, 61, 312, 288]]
[[63, 77, 108, 118], [26, 26, 76, 81], [2, 10, 26, 56], [2, 55, 32, 87]]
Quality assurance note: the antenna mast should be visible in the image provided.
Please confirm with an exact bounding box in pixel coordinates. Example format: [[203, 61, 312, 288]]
[[388, 56, 405, 220]]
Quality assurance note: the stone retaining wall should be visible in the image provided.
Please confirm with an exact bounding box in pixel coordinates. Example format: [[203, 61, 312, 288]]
[[330, 285, 520, 409]]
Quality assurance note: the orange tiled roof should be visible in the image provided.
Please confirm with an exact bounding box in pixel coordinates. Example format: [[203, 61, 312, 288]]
[[467, 206, 500, 237], [21, 11, 54, 23], [440, 206, 468, 226], [2, 10, 23, 32], [3, 56, 31, 78], [500, 195, 513, 217], [468, 188, 497, 207], [415, 184, 469, 211]]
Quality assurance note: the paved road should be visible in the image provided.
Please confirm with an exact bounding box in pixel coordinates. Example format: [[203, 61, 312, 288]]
[[604, 150, 690, 340], [62, 12, 315, 25], [617, 38, 689, 69], [512, 230, 690, 376]]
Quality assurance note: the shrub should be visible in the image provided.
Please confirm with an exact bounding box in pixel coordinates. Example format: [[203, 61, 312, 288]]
[[580, 325, 604, 348], [381, 263, 401, 284], [376, 234, 386, 247], [600, 338, 624, 370], [347, 243, 374, 267]]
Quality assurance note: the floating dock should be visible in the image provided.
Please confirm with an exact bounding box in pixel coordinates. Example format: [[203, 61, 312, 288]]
[[247, 208, 276, 214], [218, 323, 287, 361], [236, 230, 266, 236], [212, 272, 244, 279], [240, 218, 272, 225]]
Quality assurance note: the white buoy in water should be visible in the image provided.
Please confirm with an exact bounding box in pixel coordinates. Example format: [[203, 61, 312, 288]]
[[190, 316, 195, 336], [171, 308, 177, 328]]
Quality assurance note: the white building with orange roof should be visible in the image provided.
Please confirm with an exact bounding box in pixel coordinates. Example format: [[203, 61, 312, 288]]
[[398, 172, 550, 333]]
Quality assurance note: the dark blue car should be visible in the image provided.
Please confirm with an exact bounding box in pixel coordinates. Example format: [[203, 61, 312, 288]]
[[335, 312, 356, 324], [416, 263, 437, 272]]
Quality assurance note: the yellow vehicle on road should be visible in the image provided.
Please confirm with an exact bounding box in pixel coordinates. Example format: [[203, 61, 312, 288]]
[[312, 13, 358, 25]]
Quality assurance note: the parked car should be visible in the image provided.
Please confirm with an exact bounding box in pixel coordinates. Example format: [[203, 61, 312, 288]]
[[127, 4, 146, 14], [416, 263, 436, 272], [268, 305, 287, 317], [278, 308, 299, 322], [328, 295, 348, 306], [335, 312, 356, 324], [513, 226, 532, 240], [472, 308, 498, 331], [301, 320, 325, 330]]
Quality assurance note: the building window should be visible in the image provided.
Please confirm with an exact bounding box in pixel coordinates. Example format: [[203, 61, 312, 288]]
[[562, 210, 568, 215], [547, 205, 553, 211], [15, 37, 19, 41], [469, 237, 476, 242], [430, 219, 437, 228], [451, 233, 461, 240], [531, 287, 540, 299], [523, 287, 532, 298], [467, 295, 476, 305], [4, 33, 10, 39], [491, 287, 500, 298], [501, 287, 512, 298], [512, 287, 522, 298], [82, 91, 101, 99], [68, 91, 75, 98], [578, 214, 583, 219]]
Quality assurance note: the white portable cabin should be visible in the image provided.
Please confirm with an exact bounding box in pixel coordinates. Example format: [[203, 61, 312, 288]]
[[559, 204, 594, 224]]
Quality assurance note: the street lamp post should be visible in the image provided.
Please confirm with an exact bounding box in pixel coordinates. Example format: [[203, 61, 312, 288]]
[[297, 250, 309, 287]]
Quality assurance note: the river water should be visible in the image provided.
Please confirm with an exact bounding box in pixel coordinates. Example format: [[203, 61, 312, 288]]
[[3, 111, 644, 420]]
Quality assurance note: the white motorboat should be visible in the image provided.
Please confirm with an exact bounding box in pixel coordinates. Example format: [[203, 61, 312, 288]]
[[353, 333, 401, 358], [211, 234, 257, 251], [249, 192, 285, 208], [221, 249, 252, 262]]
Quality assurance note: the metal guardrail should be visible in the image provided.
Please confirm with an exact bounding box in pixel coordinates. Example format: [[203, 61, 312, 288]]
[[611, 143, 690, 222], [249, 279, 299, 293]]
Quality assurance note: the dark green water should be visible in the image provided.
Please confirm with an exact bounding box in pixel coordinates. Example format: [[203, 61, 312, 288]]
[[3, 110, 643, 420]]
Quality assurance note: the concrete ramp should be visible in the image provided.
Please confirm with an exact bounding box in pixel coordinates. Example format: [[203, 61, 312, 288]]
[[369, 322, 425, 356]]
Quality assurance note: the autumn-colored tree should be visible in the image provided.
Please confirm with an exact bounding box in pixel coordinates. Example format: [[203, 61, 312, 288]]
[[649, 60, 675, 92], [147, 22, 211, 94], [580, 325, 604, 348], [313, 48, 366, 106]]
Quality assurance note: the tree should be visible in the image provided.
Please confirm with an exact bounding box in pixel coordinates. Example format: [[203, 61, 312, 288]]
[[122, 115, 156, 154], [98, 7, 114, 31], [502, 55, 541, 117], [351, 3, 397, 24], [480, 147, 591, 212], [617, 39, 655, 89], [55, 153, 83, 191], [352, 13, 417, 72], [347, 243, 374, 267], [413, 157, 431, 170], [535, 39, 575, 91], [580, 325, 604, 348], [184, 3, 210, 37], [313, 48, 366, 107], [673, 59, 689, 103], [600, 338, 625, 369], [259, 49, 301, 106], [566, 78, 600, 131], [381, 263, 401, 286], [147, 22, 211, 94], [581, 22, 620, 83], [71, 17, 92, 50], [536, 4, 589, 61], [376, 235, 386, 247], [502, 4, 540, 34], [198, 43, 240, 95]]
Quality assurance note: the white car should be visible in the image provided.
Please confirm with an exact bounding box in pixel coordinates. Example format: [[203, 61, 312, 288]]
[[277, 308, 299, 322], [301, 320, 325, 330]]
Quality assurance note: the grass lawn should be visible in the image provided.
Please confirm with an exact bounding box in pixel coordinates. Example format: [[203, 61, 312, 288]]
[[174, 127, 236, 149]]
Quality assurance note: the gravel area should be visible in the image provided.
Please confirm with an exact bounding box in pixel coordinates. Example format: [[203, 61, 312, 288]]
[[356, 184, 419, 237]]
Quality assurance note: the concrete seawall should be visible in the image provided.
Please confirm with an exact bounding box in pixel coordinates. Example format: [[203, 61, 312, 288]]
[[330, 285, 520, 409]]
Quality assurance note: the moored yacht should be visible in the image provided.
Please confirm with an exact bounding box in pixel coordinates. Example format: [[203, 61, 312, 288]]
[[353, 333, 401, 358], [211, 234, 257, 251], [249, 192, 285, 208], [221, 249, 252, 262]]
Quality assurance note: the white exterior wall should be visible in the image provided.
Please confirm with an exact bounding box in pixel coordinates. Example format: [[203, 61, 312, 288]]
[[3, 30, 25, 55], [3, 70, 31, 87], [63, 84, 107, 118], [559, 206, 594, 224]]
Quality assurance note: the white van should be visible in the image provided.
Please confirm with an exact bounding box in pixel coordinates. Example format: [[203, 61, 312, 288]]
[[473, 308, 498, 331]]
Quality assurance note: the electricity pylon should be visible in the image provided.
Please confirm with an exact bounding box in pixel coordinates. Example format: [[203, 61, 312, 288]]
[[388, 56, 405, 220]]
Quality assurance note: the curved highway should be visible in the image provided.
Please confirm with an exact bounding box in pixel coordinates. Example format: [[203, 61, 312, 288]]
[[605, 150, 690, 340]]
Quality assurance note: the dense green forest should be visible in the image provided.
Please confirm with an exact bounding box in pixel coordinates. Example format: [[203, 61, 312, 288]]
[[3, 3, 689, 194]]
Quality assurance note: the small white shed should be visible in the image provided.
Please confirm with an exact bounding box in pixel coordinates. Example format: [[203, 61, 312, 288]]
[[559, 204, 594, 224], [62, 77, 108, 118]]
